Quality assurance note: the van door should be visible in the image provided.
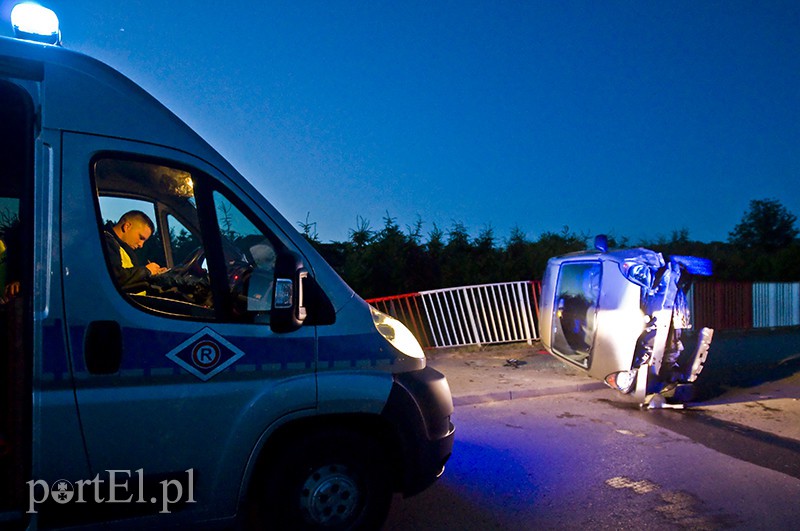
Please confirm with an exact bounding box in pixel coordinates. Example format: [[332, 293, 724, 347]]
[[550, 261, 601, 368], [1, 73, 94, 527], [59, 133, 317, 523], [0, 78, 34, 517]]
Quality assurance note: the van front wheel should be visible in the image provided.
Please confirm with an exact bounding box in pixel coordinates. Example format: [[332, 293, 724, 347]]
[[253, 430, 393, 530]]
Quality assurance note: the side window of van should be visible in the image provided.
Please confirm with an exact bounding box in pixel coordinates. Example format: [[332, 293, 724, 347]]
[[93, 157, 279, 324], [0, 198, 20, 303], [0, 81, 30, 308]]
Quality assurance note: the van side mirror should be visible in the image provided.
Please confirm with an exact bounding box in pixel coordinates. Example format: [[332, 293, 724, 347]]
[[271, 251, 307, 333]]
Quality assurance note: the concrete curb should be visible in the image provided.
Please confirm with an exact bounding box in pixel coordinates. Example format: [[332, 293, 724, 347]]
[[453, 381, 607, 406], [431, 345, 800, 443]]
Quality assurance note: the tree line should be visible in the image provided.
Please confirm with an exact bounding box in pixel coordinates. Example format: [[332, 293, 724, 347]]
[[301, 198, 800, 299]]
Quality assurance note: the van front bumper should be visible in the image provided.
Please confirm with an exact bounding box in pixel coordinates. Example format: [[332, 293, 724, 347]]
[[381, 365, 455, 496]]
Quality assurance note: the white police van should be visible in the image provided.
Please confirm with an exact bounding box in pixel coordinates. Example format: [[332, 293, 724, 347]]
[[0, 4, 454, 529]]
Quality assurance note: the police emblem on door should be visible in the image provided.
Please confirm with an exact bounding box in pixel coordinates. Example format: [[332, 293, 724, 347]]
[[166, 327, 245, 381]]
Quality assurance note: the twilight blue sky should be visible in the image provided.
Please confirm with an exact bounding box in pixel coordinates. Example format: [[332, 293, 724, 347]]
[[2, 1, 798, 244]]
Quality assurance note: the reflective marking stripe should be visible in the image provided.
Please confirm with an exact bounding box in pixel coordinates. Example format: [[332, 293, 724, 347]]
[[44, 357, 393, 383], [149, 368, 176, 377]]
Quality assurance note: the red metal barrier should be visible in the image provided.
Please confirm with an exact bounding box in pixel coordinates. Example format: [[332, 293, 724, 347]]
[[530, 280, 541, 324], [693, 281, 753, 331]]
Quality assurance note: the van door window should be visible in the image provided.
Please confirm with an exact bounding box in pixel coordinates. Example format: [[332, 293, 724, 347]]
[[94, 158, 214, 317], [166, 214, 201, 265], [98, 196, 166, 267], [93, 157, 281, 324]]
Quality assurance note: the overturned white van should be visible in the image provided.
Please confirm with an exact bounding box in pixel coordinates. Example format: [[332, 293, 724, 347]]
[[539, 236, 714, 406]]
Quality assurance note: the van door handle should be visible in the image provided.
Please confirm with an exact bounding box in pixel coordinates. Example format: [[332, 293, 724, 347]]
[[84, 320, 122, 375]]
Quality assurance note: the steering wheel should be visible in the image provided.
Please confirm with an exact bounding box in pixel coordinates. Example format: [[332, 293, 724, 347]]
[[170, 246, 207, 277], [172, 241, 255, 290]]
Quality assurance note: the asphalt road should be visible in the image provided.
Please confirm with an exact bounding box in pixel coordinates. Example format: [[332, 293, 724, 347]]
[[384, 386, 800, 530]]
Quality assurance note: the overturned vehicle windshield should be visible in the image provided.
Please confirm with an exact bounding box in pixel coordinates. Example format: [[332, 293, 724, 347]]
[[539, 236, 714, 407]]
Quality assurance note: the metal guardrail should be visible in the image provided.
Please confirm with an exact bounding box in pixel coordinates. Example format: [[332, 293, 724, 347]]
[[752, 282, 800, 328], [368, 281, 541, 349], [420, 282, 540, 348], [368, 280, 799, 349]]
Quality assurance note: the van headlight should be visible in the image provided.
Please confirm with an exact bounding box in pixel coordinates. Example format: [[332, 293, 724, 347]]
[[370, 306, 425, 359], [604, 369, 638, 394]]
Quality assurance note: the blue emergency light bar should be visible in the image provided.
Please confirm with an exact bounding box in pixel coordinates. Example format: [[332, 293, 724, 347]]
[[11, 2, 61, 46]]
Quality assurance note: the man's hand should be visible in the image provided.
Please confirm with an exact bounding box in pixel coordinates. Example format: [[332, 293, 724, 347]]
[[1, 281, 20, 303], [146, 262, 168, 275], [5, 281, 20, 298]]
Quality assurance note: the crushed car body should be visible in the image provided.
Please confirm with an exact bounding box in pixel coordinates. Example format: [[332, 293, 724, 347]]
[[539, 235, 714, 406]]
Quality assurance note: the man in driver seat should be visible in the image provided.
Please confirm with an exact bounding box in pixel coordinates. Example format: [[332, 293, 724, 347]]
[[103, 210, 167, 293]]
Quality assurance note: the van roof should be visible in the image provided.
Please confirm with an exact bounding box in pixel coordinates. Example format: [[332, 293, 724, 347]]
[[0, 35, 229, 172], [0, 35, 356, 309]]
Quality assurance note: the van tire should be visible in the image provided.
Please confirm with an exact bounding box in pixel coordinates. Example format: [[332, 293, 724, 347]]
[[251, 428, 393, 530]]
